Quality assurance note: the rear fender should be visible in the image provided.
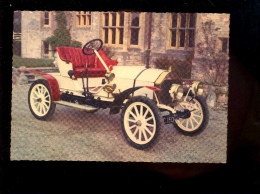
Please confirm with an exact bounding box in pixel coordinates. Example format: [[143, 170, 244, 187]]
[[24, 69, 60, 101]]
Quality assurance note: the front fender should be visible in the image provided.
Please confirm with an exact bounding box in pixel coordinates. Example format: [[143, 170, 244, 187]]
[[109, 86, 143, 114]]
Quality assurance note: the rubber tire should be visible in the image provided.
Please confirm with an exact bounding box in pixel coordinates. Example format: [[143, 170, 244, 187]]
[[121, 96, 163, 150], [28, 79, 56, 120], [173, 96, 209, 136]]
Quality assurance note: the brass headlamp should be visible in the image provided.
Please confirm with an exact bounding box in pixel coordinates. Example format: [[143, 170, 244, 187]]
[[169, 84, 184, 100], [192, 81, 204, 95]]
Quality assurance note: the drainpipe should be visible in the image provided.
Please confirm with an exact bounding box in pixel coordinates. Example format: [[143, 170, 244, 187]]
[[145, 12, 152, 68]]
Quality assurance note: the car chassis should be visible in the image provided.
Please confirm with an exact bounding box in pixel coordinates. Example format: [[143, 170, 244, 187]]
[[23, 39, 209, 150]]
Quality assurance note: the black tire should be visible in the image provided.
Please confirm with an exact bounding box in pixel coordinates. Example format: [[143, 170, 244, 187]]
[[173, 96, 209, 136], [121, 96, 163, 150], [28, 79, 56, 120]]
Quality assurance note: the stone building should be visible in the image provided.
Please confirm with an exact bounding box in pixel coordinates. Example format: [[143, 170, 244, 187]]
[[20, 11, 230, 81]]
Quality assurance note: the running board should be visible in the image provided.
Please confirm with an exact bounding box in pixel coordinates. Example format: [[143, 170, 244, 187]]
[[54, 101, 98, 112]]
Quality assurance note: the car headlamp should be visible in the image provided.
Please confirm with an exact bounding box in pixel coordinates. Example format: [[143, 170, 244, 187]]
[[169, 84, 184, 100], [192, 81, 204, 95]]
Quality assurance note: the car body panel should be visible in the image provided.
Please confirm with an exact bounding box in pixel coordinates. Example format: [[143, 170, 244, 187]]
[[111, 66, 146, 80], [112, 66, 167, 82], [110, 66, 168, 99], [135, 68, 167, 82]]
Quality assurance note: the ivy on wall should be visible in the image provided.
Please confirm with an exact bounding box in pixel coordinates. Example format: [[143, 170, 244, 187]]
[[46, 11, 82, 49], [196, 20, 229, 85]]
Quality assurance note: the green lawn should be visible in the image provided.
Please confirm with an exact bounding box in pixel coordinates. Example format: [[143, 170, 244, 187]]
[[12, 55, 55, 68]]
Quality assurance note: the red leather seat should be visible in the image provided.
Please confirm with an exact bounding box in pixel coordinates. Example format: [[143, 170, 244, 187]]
[[56, 47, 118, 78]]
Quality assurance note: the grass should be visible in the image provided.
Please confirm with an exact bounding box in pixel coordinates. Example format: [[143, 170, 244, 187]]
[[12, 55, 55, 68]]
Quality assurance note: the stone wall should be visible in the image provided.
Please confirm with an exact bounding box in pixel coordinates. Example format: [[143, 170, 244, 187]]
[[21, 11, 41, 58], [191, 13, 230, 83], [21, 11, 55, 58], [68, 12, 100, 46], [21, 11, 100, 59], [194, 13, 230, 58], [150, 13, 168, 53], [204, 84, 229, 108]]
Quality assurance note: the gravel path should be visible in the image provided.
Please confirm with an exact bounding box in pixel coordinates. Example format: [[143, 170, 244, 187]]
[[11, 84, 227, 163]]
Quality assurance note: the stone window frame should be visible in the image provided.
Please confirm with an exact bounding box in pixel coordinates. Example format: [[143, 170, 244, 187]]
[[75, 11, 91, 27], [42, 11, 51, 27], [101, 12, 144, 49], [167, 13, 196, 50]]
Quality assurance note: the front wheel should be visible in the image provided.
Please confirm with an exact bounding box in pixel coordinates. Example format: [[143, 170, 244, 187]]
[[121, 96, 163, 150], [28, 79, 56, 120], [173, 96, 209, 136]]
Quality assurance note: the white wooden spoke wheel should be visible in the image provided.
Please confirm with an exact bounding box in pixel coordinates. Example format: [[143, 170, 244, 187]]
[[28, 80, 56, 120], [124, 102, 156, 144], [174, 96, 209, 136], [121, 96, 162, 150]]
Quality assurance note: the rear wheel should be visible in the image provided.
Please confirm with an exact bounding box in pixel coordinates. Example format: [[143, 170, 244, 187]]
[[121, 96, 162, 150], [173, 96, 209, 136], [28, 79, 56, 120]]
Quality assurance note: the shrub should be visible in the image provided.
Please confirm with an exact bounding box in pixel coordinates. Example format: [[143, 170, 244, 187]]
[[101, 45, 115, 59], [70, 40, 82, 48], [46, 29, 71, 49], [12, 55, 54, 68], [153, 52, 193, 80]]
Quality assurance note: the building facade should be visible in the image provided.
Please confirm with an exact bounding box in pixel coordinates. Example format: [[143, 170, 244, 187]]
[[20, 11, 230, 81]]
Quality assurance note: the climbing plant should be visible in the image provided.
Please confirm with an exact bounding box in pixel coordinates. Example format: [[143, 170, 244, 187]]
[[46, 11, 82, 49], [196, 20, 229, 85]]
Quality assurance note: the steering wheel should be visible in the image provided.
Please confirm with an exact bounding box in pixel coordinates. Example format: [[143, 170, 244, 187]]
[[82, 38, 103, 56]]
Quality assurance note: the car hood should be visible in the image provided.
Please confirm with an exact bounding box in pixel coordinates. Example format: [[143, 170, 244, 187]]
[[112, 66, 168, 83]]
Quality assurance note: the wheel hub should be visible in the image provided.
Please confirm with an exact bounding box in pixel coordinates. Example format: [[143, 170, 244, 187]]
[[184, 110, 191, 119], [175, 109, 191, 119], [136, 120, 142, 126]]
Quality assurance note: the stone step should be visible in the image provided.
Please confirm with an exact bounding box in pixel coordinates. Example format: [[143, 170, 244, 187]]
[[20, 67, 59, 83]]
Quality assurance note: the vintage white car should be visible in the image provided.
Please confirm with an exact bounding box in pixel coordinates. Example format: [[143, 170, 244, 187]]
[[24, 39, 209, 150]]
